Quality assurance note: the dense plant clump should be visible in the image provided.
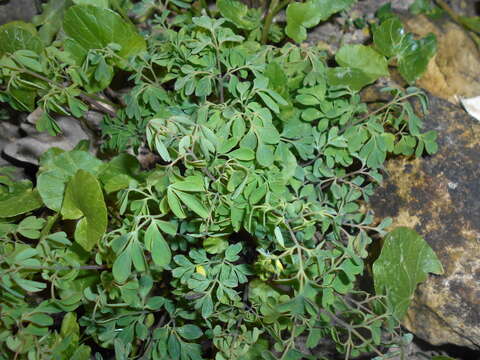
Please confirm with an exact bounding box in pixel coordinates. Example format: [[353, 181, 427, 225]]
[[0, 1, 443, 359]]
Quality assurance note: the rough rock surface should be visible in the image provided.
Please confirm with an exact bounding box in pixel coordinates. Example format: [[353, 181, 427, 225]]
[[306, 0, 416, 50], [0, 0, 38, 25], [370, 95, 480, 350], [404, 15, 480, 103], [0, 121, 21, 167], [2, 115, 91, 166]]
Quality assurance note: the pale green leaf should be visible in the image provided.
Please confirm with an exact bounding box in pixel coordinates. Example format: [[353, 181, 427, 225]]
[[285, 0, 355, 42], [217, 0, 261, 30], [167, 188, 186, 219], [228, 148, 255, 161], [177, 324, 203, 340], [335, 44, 389, 79], [274, 226, 284, 247], [256, 143, 274, 167], [113, 249, 132, 283], [203, 237, 228, 254], [170, 176, 205, 192], [61, 170, 107, 251], [37, 150, 102, 211], [17, 216, 46, 239], [146, 223, 172, 267], [157, 220, 177, 236], [174, 190, 209, 219], [373, 227, 443, 320]]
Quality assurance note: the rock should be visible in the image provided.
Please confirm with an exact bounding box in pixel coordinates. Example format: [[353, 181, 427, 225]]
[[403, 15, 480, 103], [354, 0, 416, 14], [83, 110, 104, 131], [0, 121, 20, 167], [0, 0, 38, 24], [2, 116, 92, 165], [449, 0, 478, 17], [0, 121, 28, 180], [370, 95, 480, 349]]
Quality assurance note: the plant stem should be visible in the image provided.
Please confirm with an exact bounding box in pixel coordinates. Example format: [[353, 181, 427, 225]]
[[188, 151, 217, 182], [261, 0, 280, 44], [320, 309, 384, 358], [275, 0, 290, 12], [341, 91, 421, 134], [199, 0, 208, 14], [6, 65, 117, 117], [79, 94, 117, 117], [22, 264, 106, 271], [211, 34, 225, 103]]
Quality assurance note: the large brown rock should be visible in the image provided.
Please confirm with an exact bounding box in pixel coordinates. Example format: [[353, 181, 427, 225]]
[[370, 95, 480, 349], [404, 15, 480, 103]]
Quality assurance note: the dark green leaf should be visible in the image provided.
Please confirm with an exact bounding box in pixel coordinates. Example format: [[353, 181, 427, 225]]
[[373, 17, 406, 57], [0, 22, 44, 57], [176, 324, 203, 340], [460, 16, 480, 34], [398, 33, 437, 84], [63, 5, 146, 65], [32, 0, 73, 44], [0, 187, 43, 218]]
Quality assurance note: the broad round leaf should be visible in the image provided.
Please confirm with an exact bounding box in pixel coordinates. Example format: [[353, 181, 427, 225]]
[[63, 5, 146, 63], [373, 227, 443, 320], [61, 170, 107, 251], [0, 21, 44, 57]]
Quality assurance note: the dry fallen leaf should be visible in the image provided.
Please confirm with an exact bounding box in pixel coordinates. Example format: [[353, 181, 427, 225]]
[[461, 96, 480, 121]]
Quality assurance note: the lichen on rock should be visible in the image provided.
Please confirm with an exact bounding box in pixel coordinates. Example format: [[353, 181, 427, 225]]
[[404, 15, 480, 104], [370, 95, 480, 349]]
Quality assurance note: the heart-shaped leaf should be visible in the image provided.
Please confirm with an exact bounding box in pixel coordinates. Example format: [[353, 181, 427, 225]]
[[285, 0, 355, 43], [373, 227, 443, 320], [37, 150, 102, 211], [61, 170, 107, 251]]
